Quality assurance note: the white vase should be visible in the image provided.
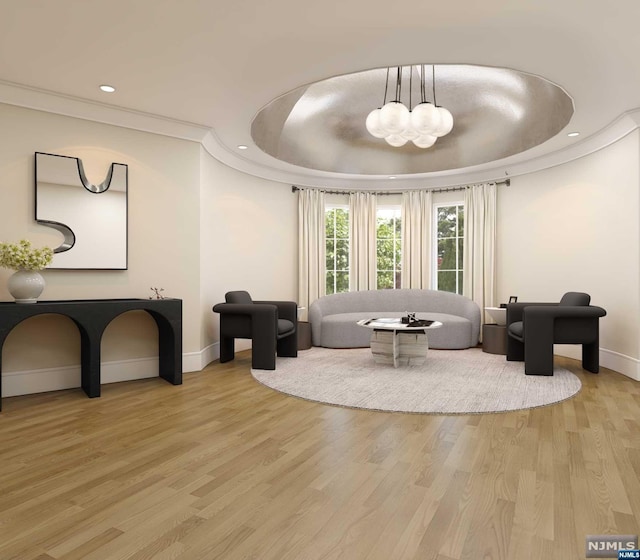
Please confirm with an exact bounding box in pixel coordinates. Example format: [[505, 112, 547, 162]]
[[7, 269, 45, 303]]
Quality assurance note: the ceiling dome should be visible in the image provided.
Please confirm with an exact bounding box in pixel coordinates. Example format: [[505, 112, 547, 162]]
[[251, 64, 574, 175]]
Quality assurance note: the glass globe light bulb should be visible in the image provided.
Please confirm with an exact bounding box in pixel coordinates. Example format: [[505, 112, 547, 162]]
[[379, 102, 410, 135], [432, 107, 454, 137], [400, 126, 419, 141], [410, 102, 440, 135], [412, 134, 437, 149], [365, 108, 387, 138], [385, 134, 408, 147]]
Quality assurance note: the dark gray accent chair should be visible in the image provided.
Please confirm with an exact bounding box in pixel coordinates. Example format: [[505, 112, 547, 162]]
[[213, 291, 297, 370], [506, 292, 606, 376]]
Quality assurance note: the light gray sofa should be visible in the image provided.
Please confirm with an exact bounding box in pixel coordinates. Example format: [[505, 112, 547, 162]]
[[309, 289, 481, 349]]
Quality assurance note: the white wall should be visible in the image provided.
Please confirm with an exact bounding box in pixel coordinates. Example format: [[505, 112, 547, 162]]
[[0, 103, 202, 395], [497, 130, 640, 378], [0, 104, 299, 397], [1, 101, 637, 397], [199, 146, 297, 362]]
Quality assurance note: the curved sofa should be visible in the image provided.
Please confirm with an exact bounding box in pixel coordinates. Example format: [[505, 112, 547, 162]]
[[309, 289, 481, 349]]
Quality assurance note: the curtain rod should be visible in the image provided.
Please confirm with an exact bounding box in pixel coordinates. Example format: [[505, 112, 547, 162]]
[[291, 178, 510, 196]]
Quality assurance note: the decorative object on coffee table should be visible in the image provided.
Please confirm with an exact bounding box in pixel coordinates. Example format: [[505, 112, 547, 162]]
[[0, 239, 53, 303]]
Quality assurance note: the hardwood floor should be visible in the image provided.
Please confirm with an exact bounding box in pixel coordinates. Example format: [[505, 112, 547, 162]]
[[1, 351, 639, 560]]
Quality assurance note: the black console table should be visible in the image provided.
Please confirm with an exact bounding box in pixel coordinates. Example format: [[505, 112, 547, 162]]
[[0, 298, 182, 410]]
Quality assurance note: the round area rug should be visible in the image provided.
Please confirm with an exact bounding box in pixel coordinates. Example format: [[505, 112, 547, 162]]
[[251, 347, 582, 414]]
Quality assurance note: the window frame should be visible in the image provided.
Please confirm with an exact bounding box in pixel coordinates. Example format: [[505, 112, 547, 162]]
[[324, 203, 350, 295], [432, 201, 464, 295], [375, 204, 402, 290]]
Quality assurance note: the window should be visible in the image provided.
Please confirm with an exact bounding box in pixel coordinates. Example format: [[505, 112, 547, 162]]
[[434, 204, 464, 294], [325, 205, 402, 293], [376, 206, 401, 289], [325, 206, 349, 295]]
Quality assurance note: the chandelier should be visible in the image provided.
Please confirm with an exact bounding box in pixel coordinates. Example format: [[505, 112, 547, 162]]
[[365, 65, 453, 148]]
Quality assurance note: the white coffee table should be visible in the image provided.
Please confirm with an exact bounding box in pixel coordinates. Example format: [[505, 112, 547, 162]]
[[357, 318, 443, 367]]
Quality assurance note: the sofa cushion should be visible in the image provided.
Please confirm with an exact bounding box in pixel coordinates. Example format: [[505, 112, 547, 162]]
[[320, 311, 473, 350]]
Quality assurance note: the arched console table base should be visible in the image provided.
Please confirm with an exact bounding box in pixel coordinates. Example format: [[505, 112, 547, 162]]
[[0, 298, 182, 411]]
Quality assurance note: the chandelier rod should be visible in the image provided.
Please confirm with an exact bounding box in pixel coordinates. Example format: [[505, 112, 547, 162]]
[[382, 67, 390, 106], [394, 66, 402, 102], [432, 65, 437, 107], [409, 66, 412, 109]]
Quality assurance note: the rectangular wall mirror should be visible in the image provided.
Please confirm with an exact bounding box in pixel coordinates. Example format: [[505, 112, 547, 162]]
[[35, 152, 128, 270]]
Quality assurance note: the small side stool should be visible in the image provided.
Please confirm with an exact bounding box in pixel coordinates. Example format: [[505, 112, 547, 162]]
[[482, 324, 507, 355], [297, 321, 312, 350]]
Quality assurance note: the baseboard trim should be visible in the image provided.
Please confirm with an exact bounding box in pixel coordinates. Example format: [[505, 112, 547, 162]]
[[2, 356, 160, 398], [5, 343, 635, 399], [600, 348, 640, 381], [184, 342, 220, 372], [2, 344, 224, 398], [555, 345, 640, 381]]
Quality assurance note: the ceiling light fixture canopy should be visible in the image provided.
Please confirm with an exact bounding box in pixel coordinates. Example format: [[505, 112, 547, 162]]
[[366, 65, 453, 148]]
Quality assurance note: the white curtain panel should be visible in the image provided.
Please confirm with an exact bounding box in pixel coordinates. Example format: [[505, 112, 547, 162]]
[[400, 190, 433, 289], [349, 191, 378, 291], [297, 188, 326, 320], [463, 183, 497, 339]]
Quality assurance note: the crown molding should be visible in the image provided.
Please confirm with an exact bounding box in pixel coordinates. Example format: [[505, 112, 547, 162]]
[[2, 79, 639, 189], [0, 79, 210, 143]]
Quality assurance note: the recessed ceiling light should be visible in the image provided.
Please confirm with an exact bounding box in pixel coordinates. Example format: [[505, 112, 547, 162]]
[[237, 145, 248, 150], [388, 176, 397, 179], [99, 85, 116, 93], [567, 132, 580, 137]]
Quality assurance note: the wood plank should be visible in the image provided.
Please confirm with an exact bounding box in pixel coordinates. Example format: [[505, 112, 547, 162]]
[[0, 353, 638, 559]]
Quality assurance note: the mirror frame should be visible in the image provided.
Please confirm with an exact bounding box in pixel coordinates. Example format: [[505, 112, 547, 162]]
[[34, 152, 128, 270]]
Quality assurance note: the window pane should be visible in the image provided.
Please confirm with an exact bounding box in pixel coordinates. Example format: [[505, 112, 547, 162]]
[[377, 238, 394, 271], [457, 207, 464, 237], [377, 270, 394, 289], [457, 271, 464, 295], [326, 239, 335, 270], [376, 207, 401, 291], [377, 217, 393, 238], [336, 271, 349, 293], [336, 209, 349, 238], [325, 209, 335, 237], [457, 237, 464, 269], [438, 271, 456, 293], [336, 239, 349, 270], [395, 270, 402, 289], [438, 238, 456, 270], [395, 239, 402, 268], [438, 206, 457, 238], [326, 272, 335, 295]]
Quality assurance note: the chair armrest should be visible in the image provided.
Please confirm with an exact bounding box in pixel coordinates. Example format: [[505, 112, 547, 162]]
[[254, 300, 298, 322], [212, 303, 278, 318], [524, 305, 607, 320], [506, 302, 556, 325]]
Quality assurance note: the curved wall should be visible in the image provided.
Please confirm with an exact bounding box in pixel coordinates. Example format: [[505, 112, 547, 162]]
[[496, 130, 640, 378]]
